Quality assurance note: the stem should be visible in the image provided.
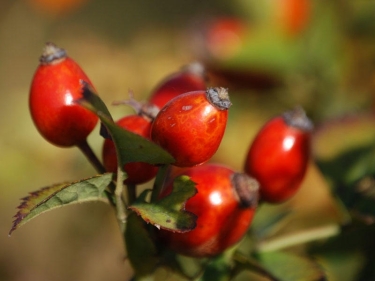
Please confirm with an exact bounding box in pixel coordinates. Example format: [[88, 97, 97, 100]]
[[77, 140, 106, 174], [115, 166, 127, 232], [150, 164, 170, 203], [334, 194, 353, 225], [126, 183, 137, 205], [77, 140, 116, 206], [256, 224, 341, 253], [233, 252, 280, 281]]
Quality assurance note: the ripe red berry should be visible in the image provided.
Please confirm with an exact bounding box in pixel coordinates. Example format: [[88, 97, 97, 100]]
[[151, 87, 231, 167], [102, 115, 158, 185], [275, 0, 311, 36], [148, 62, 207, 110], [204, 17, 248, 60], [29, 42, 98, 147], [158, 163, 259, 257], [28, 0, 89, 17], [244, 107, 313, 203]]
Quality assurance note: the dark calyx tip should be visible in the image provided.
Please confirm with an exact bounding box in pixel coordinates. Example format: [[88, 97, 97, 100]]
[[282, 106, 313, 132], [232, 173, 259, 209], [39, 42, 67, 65], [206, 87, 232, 110]]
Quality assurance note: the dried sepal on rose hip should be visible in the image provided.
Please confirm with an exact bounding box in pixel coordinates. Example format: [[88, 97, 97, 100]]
[[29, 42, 98, 147], [151, 87, 231, 167], [148, 62, 208, 110], [244, 106, 313, 204], [157, 163, 259, 257], [102, 114, 158, 185]]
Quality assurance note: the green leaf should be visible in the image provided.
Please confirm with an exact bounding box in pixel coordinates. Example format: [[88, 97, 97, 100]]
[[78, 81, 113, 119], [313, 113, 375, 223], [309, 223, 375, 281], [223, 32, 301, 73], [165, 253, 203, 280], [124, 212, 159, 278], [232, 253, 279, 281], [9, 173, 113, 235], [129, 175, 197, 233], [341, 176, 375, 224], [315, 250, 365, 281], [256, 251, 326, 281], [316, 143, 375, 223], [251, 204, 292, 239], [76, 83, 175, 166], [198, 253, 233, 281], [316, 144, 375, 189]]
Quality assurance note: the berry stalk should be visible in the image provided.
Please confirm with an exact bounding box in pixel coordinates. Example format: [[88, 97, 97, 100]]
[[77, 140, 106, 174]]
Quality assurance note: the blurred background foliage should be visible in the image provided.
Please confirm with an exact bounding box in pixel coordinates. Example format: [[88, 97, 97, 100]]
[[2, 0, 375, 280]]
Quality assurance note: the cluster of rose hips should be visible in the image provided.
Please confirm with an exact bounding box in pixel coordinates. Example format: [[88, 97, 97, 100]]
[[29, 43, 313, 259]]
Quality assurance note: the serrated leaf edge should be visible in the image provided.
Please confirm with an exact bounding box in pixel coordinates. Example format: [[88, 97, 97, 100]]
[[128, 179, 198, 233], [9, 174, 112, 236], [128, 205, 197, 233]]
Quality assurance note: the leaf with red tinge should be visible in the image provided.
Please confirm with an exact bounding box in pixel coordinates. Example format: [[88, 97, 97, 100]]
[[129, 175, 197, 233], [9, 173, 113, 236]]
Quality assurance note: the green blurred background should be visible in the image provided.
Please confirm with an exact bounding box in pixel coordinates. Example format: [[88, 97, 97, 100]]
[[1, 0, 375, 280]]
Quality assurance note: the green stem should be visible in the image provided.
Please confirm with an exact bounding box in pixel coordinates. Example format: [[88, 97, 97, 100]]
[[76, 140, 106, 174], [126, 183, 137, 205], [256, 224, 341, 253], [115, 166, 127, 232], [150, 164, 170, 203], [232, 252, 280, 281], [77, 140, 116, 205]]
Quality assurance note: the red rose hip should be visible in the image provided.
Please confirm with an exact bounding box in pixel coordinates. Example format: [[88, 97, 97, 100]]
[[204, 17, 248, 59], [151, 87, 231, 167], [148, 62, 207, 110], [158, 163, 259, 257], [276, 0, 311, 36], [29, 42, 98, 147], [244, 107, 313, 203]]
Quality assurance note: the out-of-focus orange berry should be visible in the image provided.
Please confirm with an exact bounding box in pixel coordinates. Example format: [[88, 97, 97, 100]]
[[27, 0, 89, 17]]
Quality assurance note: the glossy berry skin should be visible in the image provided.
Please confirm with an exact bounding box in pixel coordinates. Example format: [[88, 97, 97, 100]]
[[151, 87, 231, 167], [102, 115, 158, 185], [244, 107, 313, 203], [148, 62, 207, 110], [29, 43, 98, 147], [158, 164, 258, 258]]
